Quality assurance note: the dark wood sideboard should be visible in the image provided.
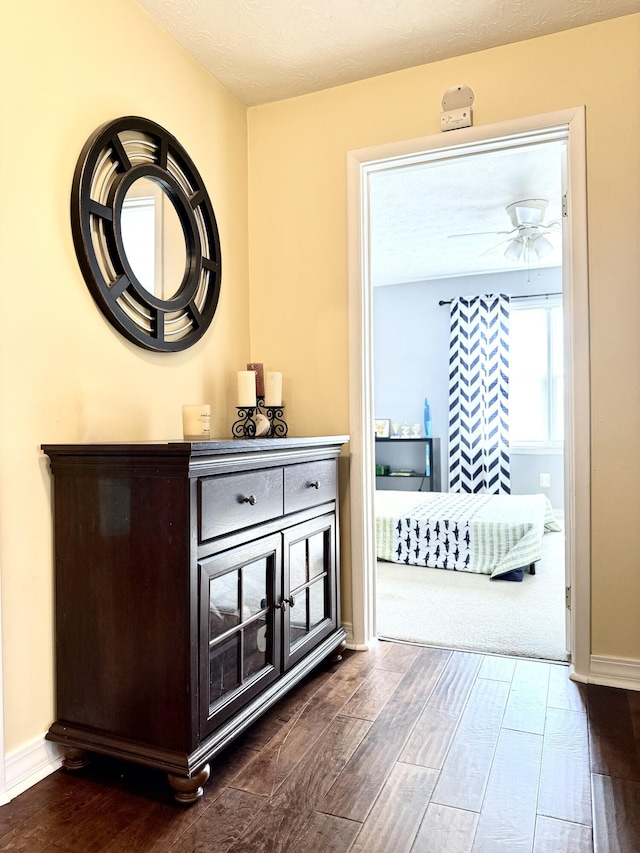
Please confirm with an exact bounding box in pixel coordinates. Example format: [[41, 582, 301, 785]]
[[42, 436, 349, 803]]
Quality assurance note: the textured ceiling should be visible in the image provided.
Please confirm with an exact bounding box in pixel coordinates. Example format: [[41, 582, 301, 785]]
[[369, 139, 564, 285], [132, 0, 633, 281], [135, 0, 639, 105]]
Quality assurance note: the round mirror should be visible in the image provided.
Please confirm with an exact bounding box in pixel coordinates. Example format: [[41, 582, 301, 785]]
[[121, 177, 187, 299], [71, 116, 222, 352]]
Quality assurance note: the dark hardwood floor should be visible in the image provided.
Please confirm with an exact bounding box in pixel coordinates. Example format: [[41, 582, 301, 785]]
[[2, 641, 640, 852]]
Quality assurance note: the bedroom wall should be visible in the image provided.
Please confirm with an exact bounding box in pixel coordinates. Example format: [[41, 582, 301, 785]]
[[373, 267, 565, 509], [0, 0, 249, 757], [247, 14, 640, 661]]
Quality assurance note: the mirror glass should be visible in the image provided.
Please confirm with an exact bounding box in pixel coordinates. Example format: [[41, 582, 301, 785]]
[[121, 177, 187, 299]]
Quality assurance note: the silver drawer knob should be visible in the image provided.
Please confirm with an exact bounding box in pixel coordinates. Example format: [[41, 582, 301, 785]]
[[308, 481, 320, 489], [242, 495, 257, 505]]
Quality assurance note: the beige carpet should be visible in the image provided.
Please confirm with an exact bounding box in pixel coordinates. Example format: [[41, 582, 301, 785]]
[[376, 526, 567, 660]]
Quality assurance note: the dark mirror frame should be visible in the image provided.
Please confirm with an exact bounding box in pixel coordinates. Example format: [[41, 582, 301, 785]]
[[71, 116, 222, 352]]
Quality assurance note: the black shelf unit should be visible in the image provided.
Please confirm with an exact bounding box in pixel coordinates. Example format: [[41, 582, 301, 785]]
[[375, 437, 441, 492]]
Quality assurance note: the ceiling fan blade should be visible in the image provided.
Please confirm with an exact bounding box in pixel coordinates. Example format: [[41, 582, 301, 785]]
[[477, 237, 512, 256], [447, 229, 511, 239]]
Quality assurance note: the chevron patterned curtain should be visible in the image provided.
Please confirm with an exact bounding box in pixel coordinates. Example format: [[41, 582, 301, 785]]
[[448, 294, 511, 494]]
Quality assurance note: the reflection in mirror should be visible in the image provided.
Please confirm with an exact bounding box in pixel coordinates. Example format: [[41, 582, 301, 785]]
[[121, 177, 187, 299]]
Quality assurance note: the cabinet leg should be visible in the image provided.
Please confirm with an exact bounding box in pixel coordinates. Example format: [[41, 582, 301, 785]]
[[167, 764, 210, 805], [62, 747, 90, 771], [330, 639, 348, 663]]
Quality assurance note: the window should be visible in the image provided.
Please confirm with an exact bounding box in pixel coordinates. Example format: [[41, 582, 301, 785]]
[[509, 298, 564, 449]]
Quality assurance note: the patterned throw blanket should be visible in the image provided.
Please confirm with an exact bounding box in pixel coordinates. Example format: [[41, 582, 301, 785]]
[[375, 491, 561, 579]]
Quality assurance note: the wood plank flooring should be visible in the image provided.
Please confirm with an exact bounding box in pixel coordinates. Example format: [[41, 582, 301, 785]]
[[2, 641, 640, 852]]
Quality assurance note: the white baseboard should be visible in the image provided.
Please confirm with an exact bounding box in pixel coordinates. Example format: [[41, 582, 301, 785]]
[[589, 654, 640, 691], [342, 621, 377, 651], [1, 736, 62, 804], [343, 621, 355, 647]]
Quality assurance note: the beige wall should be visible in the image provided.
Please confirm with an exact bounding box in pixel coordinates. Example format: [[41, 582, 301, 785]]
[[247, 16, 640, 656], [0, 0, 249, 752], [2, 2, 639, 766]]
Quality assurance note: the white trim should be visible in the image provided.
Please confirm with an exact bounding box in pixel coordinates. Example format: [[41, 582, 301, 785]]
[[511, 446, 564, 456], [342, 621, 376, 651], [1, 736, 62, 805], [347, 107, 591, 678], [562, 108, 591, 680], [342, 620, 354, 645], [587, 656, 640, 692], [347, 154, 378, 647]]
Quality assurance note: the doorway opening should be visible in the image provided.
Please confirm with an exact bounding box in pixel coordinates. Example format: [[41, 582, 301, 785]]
[[370, 137, 566, 660], [347, 109, 590, 679]]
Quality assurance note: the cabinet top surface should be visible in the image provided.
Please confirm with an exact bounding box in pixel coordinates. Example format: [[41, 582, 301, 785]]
[[375, 437, 436, 443], [41, 435, 349, 459]]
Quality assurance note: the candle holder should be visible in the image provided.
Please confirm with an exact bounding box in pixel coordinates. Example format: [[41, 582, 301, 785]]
[[261, 402, 288, 438], [232, 399, 288, 439], [232, 406, 258, 438]]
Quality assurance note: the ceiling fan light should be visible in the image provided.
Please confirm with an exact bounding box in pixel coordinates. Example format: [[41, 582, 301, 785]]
[[532, 234, 553, 259], [504, 238, 524, 261]]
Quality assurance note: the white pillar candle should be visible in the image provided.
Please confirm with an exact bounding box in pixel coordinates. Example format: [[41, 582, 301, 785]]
[[237, 371, 257, 407], [264, 372, 282, 407]]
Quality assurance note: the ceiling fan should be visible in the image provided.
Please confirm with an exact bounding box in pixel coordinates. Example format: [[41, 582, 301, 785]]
[[449, 198, 561, 263]]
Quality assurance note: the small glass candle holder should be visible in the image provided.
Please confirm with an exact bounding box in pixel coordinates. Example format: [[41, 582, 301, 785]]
[[182, 404, 211, 440]]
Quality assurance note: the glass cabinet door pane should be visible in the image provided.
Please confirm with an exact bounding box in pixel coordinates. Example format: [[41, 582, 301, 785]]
[[209, 634, 240, 704], [308, 532, 325, 579], [289, 595, 307, 646], [289, 539, 307, 591], [209, 571, 240, 640], [289, 580, 327, 650], [244, 615, 268, 679], [243, 559, 268, 617], [309, 579, 327, 629]]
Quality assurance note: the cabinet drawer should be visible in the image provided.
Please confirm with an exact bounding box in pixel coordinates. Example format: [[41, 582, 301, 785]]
[[284, 460, 337, 514], [199, 468, 284, 541]]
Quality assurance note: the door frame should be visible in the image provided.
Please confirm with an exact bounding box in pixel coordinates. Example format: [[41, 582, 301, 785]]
[[346, 107, 590, 682]]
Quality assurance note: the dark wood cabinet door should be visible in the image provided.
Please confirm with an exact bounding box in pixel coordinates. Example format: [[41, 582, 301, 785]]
[[282, 514, 337, 670], [199, 534, 282, 738]]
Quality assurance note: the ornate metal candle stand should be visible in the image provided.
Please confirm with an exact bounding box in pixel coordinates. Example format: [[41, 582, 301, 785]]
[[232, 406, 259, 438], [261, 401, 288, 438], [231, 397, 288, 439]]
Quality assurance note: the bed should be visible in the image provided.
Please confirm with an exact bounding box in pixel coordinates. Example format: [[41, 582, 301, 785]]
[[376, 490, 561, 580]]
